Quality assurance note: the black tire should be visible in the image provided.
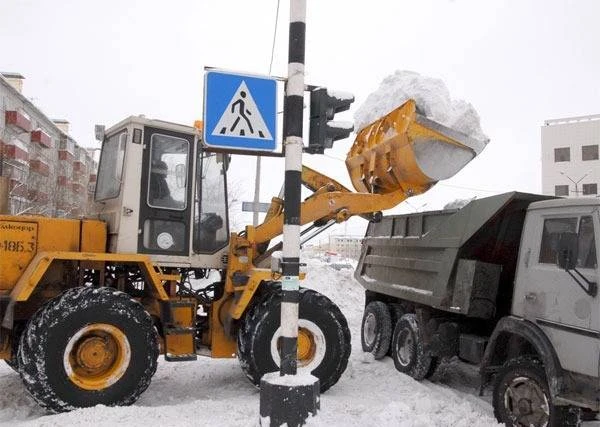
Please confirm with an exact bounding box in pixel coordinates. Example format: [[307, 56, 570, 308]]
[[5, 321, 26, 373], [390, 313, 432, 380], [238, 288, 351, 393], [424, 356, 440, 379], [493, 357, 570, 427], [18, 287, 159, 413], [361, 301, 392, 359]]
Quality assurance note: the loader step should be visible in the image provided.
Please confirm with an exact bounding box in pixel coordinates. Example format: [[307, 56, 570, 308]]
[[165, 353, 197, 362], [165, 326, 196, 335]]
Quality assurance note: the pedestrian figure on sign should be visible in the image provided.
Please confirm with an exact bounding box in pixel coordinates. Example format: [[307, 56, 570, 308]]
[[229, 91, 253, 136]]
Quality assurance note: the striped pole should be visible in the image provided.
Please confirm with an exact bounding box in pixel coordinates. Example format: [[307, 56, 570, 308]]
[[280, 0, 306, 377], [259, 2, 319, 424]]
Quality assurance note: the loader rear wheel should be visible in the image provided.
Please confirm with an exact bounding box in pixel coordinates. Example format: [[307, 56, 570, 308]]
[[18, 287, 159, 413], [361, 301, 392, 359], [238, 288, 351, 392], [5, 322, 25, 373], [391, 313, 433, 380]]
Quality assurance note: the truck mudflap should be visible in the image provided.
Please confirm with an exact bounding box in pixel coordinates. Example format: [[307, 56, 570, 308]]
[[480, 316, 564, 397]]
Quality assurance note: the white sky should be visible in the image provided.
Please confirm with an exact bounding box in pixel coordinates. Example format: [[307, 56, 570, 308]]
[[3, 0, 600, 236]]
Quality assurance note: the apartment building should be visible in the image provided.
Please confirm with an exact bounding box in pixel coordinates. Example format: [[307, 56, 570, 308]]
[[0, 72, 97, 216], [541, 114, 600, 197]]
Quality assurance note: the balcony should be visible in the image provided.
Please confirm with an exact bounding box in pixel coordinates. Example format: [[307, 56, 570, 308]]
[[31, 130, 52, 148], [9, 179, 28, 198], [57, 176, 71, 188], [72, 182, 86, 194], [29, 189, 49, 203], [73, 160, 86, 173], [3, 143, 29, 163], [58, 150, 74, 162], [30, 159, 50, 177], [5, 111, 31, 132]]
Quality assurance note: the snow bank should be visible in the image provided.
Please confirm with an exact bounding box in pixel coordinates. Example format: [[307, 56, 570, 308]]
[[0, 257, 501, 427], [354, 70, 488, 142]]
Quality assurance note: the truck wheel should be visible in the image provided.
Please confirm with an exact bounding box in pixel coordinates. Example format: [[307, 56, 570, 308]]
[[493, 357, 568, 427], [390, 313, 432, 380], [361, 301, 392, 359], [18, 287, 159, 413], [238, 288, 351, 392]]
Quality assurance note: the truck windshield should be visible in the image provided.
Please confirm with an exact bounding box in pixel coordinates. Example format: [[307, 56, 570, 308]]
[[95, 130, 127, 201]]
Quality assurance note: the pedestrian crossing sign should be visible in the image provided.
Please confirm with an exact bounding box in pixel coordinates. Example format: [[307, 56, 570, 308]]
[[203, 70, 277, 151]]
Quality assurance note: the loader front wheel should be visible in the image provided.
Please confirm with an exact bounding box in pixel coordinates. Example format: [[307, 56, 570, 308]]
[[18, 287, 159, 413], [238, 288, 351, 392]]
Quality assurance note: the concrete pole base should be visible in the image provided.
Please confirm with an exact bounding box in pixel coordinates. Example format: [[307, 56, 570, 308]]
[[259, 372, 320, 427]]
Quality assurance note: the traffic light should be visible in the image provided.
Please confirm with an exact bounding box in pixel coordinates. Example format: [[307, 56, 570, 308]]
[[307, 87, 354, 154]]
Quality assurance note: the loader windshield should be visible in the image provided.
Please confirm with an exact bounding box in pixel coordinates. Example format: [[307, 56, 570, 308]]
[[193, 151, 228, 253]]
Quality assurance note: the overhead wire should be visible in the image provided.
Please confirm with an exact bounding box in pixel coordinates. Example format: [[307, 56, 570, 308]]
[[268, 0, 281, 76]]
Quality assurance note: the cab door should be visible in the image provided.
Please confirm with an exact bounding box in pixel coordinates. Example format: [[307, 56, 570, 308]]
[[137, 127, 194, 256], [513, 207, 600, 377]]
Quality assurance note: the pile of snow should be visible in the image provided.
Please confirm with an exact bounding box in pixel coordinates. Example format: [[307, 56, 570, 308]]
[[354, 70, 488, 142], [0, 257, 503, 426], [353, 71, 490, 182], [444, 197, 476, 210]]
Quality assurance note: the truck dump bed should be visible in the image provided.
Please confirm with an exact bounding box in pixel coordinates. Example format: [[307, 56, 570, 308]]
[[355, 192, 554, 319]]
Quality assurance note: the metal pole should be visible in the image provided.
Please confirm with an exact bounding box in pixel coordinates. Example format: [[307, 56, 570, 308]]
[[253, 156, 261, 226], [259, 2, 319, 425], [279, 0, 306, 377]]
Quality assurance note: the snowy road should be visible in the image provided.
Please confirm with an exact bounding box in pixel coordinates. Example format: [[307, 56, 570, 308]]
[[0, 259, 591, 426]]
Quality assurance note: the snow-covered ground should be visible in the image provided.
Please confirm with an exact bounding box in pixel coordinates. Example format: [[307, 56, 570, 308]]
[[0, 257, 591, 426]]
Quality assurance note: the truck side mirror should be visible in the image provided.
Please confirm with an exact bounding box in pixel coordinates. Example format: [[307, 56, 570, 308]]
[[557, 232, 578, 270]]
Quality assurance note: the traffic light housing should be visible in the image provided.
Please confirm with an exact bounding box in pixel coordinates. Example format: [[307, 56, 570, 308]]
[[307, 87, 354, 154]]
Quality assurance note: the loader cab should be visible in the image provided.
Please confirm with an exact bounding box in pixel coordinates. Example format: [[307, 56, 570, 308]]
[[94, 116, 229, 268]]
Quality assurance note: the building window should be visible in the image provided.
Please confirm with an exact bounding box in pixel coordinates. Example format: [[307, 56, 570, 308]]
[[554, 147, 570, 162], [582, 145, 599, 161], [582, 183, 598, 195], [555, 185, 569, 196]]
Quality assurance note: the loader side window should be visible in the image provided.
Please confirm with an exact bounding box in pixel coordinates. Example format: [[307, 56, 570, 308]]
[[147, 134, 189, 211], [95, 130, 127, 201], [193, 151, 228, 253]]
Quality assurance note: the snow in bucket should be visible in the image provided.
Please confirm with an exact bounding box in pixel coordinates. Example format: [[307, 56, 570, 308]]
[[354, 70, 489, 181]]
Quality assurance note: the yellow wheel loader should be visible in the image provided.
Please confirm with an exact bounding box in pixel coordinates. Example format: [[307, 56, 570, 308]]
[[0, 99, 485, 412]]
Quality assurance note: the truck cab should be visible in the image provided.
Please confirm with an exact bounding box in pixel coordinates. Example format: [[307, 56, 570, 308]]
[[94, 116, 229, 268], [513, 198, 599, 384]]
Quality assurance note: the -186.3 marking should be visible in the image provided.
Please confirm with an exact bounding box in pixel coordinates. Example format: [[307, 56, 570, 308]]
[[0, 240, 35, 252]]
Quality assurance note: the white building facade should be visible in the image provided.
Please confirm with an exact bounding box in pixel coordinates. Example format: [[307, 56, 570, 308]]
[[329, 235, 363, 260], [541, 114, 600, 198]]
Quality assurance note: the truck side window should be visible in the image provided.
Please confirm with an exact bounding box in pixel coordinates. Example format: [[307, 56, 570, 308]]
[[577, 216, 597, 269], [539, 217, 577, 264]]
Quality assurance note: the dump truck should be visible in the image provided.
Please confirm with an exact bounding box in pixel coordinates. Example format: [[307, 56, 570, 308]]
[[0, 99, 485, 412], [357, 192, 600, 426]]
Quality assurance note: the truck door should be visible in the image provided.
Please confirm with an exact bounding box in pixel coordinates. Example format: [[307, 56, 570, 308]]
[[513, 209, 599, 377], [137, 127, 193, 256]]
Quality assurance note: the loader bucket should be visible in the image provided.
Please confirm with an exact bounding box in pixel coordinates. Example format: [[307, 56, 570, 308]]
[[346, 99, 487, 196]]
